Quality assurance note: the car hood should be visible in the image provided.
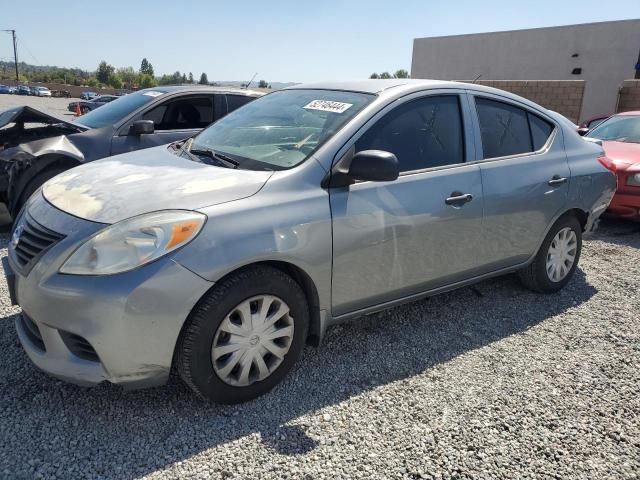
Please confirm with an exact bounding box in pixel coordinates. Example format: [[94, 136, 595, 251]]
[[0, 105, 87, 131], [42, 145, 274, 224], [602, 140, 640, 171]]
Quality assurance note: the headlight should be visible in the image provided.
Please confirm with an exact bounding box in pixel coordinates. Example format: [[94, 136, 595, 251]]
[[60, 210, 206, 275], [627, 173, 640, 187]]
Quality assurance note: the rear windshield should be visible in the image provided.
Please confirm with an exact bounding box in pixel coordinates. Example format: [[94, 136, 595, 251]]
[[586, 115, 640, 144], [77, 90, 163, 129]]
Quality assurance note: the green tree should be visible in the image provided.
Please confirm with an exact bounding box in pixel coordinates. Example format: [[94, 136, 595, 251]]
[[394, 69, 409, 79], [117, 67, 138, 87], [199, 72, 209, 85], [258, 79, 268, 88], [369, 73, 380, 79], [379, 72, 392, 79], [108, 73, 123, 89], [188, 72, 194, 83], [96, 61, 115, 84], [140, 58, 154, 77], [87, 77, 98, 87], [138, 73, 156, 88], [182, 73, 187, 84]]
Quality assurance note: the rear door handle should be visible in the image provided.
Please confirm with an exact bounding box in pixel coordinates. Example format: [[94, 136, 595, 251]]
[[548, 175, 568, 186], [445, 192, 473, 206]]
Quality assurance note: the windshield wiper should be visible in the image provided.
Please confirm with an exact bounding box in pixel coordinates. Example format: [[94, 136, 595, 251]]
[[189, 147, 239, 168]]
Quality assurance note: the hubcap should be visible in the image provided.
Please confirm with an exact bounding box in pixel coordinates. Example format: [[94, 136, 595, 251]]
[[211, 295, 294, 387], [546, 227, 577, 282]]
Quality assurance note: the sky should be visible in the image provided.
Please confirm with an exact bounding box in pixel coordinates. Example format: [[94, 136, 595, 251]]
[[2, 0, 639, 84]]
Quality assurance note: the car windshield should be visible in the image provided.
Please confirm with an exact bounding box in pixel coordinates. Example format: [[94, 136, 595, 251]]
[[189, 89, 374, 170], [77, 90, 162, 128], [586, 115, 640, 143]]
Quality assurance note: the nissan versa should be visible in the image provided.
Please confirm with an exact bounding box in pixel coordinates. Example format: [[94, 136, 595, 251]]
[[4, 80, 615, 404]]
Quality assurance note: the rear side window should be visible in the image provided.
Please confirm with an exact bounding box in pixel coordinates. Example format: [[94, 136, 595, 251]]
[[356, 95, 464, 172], [476, 98, 554, 159], [528, 112, 553, 150]]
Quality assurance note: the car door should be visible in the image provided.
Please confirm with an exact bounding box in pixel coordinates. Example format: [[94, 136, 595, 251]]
[[110, 94, 223, 155], [468, 93, 570, 271], [330, 91, 484, 317]]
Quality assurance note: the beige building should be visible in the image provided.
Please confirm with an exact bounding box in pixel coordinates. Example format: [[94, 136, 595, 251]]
[[411, 19, 640, 121]]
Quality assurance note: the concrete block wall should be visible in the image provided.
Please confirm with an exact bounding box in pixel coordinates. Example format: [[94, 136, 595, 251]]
[[461, 80, 585, 123], [617, 80, 640, 113]]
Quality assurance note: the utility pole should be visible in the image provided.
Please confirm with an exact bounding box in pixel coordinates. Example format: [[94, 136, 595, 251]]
[[11, 30, 18, 83], [1, 29, 18, 84]]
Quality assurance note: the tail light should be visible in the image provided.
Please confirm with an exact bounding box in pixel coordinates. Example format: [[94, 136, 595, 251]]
[[598, 156, 616, 172]]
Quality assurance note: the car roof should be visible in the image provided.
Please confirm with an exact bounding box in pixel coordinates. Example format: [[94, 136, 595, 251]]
[[285, 79, 457, 94], [140, 85, 264, 97], [614, 111, 640, 116], [285, 79, 557, 117]]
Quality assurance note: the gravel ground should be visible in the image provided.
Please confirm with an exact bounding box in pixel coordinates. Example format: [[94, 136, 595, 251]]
[[0, 94, 80, 117], [0, 219, 638, 480]]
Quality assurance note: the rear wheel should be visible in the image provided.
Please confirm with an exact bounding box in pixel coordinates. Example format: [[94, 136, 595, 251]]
[[176, 266, 309, 403], [518, 214, 582, 293]]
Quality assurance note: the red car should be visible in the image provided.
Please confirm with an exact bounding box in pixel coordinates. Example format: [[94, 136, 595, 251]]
[[577, 114, 611, 136], [585, 111, 640, 218]]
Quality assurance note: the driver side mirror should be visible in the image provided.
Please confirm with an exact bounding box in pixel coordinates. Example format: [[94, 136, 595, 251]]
[[348, 150, 399, 182], [128, 120, 155, 136], [324, 149, 399, 187]]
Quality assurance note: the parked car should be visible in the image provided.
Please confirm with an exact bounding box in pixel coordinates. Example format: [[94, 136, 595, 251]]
[[67, 95, 118, 114], [2, 80, 616, 404], [577, 114, 611, 136], [0, 85, 13, 94], [16, 85, 30, 95], [0, 86, 263, 216], [80, 91, 97, 100], [32, 86, 51, 97], [51, 89, 71, 98], [585, 111, 640, 218]]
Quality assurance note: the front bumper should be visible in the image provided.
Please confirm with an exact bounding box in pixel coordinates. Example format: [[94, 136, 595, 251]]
[[6, 193, 214, 389]]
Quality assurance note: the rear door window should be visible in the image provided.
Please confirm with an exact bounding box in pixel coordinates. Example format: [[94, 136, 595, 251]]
[[227, 95, 255, 114], [475, 98, 532, 158]]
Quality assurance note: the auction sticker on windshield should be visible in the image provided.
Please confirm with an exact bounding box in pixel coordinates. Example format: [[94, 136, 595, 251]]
[[304, 100, 353, 114]]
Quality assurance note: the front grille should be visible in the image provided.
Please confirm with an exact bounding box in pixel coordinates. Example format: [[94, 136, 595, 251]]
[[13, 213, 65, 270], [59, 331, 100, 362], [20, 314, 46, 352]]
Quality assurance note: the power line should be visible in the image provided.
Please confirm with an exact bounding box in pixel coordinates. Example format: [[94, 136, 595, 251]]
[[16, 36, 39, 65]]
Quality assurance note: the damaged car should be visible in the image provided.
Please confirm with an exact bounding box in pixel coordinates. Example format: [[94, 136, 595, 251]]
[[0, 86, 263, 217]]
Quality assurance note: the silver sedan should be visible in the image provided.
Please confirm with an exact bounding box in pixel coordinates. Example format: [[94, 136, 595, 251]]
[[4, 80, 616, 403]]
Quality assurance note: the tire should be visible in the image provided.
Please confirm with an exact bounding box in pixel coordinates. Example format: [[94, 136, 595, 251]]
[[176, 266, 309, 404], [518, 214, 582, 293], [11, 166, 67, 219]]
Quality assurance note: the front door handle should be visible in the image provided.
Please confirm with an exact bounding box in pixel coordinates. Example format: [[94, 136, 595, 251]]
[[548, 175, 568, 186], [445, 192, 473, 206]]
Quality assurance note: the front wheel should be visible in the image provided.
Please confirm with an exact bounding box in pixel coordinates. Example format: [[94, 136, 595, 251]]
[[176, 266, 309, 403], [11, 166, 67, 219], [518, 214, 583, 293]]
